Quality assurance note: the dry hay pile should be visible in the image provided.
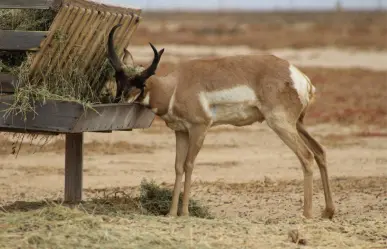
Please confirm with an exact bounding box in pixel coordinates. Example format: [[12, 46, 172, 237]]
[[0, 180, 212, 248], [85, 179, 213, 218], [0, 9, 144, 151], [0, 9, 140, 119]]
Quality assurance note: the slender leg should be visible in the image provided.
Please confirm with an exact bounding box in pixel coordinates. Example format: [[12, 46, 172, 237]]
[[297, 122, 335, 219], [266, 116, 315, 218], [168, 131, 189, 217], [181, 125, 208, 216]]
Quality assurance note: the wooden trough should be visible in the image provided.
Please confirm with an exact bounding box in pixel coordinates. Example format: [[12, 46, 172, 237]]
[[0, 0, 155, 203]]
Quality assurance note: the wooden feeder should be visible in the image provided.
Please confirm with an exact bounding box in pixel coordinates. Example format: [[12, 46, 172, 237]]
[[0, 0, 155, 203]]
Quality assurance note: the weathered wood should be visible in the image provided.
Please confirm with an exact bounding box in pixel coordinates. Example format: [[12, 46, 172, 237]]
[[64, 0, 141, 15], [0, 0, 61, 9], [0, 73, 18, 93], [64, 133, 83, 203], [72, 103, 155, 132], [0, 96, 155, 133], [0, 127, 59, 135], [0, 96, 83, 133], [0, 31, 48, 51]]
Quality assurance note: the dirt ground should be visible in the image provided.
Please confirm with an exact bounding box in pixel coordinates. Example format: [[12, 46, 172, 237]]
[[1, 10, 387, 249]]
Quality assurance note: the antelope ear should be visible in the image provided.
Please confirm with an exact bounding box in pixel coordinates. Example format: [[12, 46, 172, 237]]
[[121, 48, 135, 67]]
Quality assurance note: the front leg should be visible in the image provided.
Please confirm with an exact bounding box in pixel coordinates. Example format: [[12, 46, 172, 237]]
[[181, 125, 209, 216], [168, 131, 189, 217]]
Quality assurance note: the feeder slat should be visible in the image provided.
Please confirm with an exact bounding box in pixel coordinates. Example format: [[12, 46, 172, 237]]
[[0, 30, 48, 51], [71, 103, 155, 132], [0, 0, 59, 9], [0, 73, 18, 93], [0, 96, 155, 133]]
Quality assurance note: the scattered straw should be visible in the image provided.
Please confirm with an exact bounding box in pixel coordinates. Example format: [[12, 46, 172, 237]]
[[139, 179, 214, 219]]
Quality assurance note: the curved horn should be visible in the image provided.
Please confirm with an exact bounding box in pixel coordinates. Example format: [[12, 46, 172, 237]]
[[141, 42, 164, 78], [107, 24, 123, 72]]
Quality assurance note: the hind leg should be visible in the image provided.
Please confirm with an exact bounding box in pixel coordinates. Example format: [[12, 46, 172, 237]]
[[297, 122, 335, 219], [265, 114, 315, 218]]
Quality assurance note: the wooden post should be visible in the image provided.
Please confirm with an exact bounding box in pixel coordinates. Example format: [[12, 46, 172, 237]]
[[64, 133, 83, 203]]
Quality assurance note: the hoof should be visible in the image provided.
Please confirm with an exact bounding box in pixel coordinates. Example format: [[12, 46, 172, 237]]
[[165, 212, 178, 218], [321, 207, 335, 219], [303, 211, 313, 219], [180, 212, 190, 218]]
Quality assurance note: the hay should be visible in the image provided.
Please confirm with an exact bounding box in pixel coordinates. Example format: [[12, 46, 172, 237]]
[[139, 179, 213, 219], [0, 8, 119, 151], [79, 179, 213, 219], [0, 8, 147, 155], [0, 180, 213, 220], [0, 8, 120, 116]]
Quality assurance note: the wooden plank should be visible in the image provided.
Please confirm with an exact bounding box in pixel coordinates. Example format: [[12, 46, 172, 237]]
[[71, 103, 155, 132], [0, 96, 83, 133], [0, 73, 18, 93], [0, 96, 155, 133], [0, 127, 59, 135], [0, 31, 48, 51], [65, 0, 141, 15], [64, 133, 83, 203], [0, 0, 60, 9]]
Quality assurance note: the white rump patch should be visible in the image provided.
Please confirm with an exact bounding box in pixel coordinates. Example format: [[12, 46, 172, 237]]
[[289, 64, 314, 106]]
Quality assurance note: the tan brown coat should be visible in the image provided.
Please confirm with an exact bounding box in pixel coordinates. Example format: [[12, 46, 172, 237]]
[[107, 24, 334, 219]]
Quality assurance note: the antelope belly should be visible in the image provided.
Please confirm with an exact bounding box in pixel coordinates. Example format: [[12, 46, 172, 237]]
[[198, 85, 262, 126], [211, 103, 261, 126]]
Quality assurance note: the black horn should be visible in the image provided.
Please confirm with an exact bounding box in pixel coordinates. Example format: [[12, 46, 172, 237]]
[[107, 23, 123, 72], [140, 42, 165, 79]]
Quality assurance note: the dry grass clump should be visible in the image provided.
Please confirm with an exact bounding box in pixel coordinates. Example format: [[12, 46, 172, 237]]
[[139, 179, 213, 218], [84, 180, 213, 219], [0, 203, 112, 249], [0, 55, 115, 153], [3, 55, 110, 121]]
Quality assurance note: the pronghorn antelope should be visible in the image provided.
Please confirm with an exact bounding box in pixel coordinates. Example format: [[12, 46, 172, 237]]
[[107, 24, 335, 219]]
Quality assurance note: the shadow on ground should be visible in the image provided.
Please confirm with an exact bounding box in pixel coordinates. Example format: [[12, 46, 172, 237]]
[[0, 180, 213, 219]]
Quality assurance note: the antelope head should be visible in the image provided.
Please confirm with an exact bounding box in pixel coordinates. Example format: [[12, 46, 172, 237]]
[[107, 23, 164, 103]]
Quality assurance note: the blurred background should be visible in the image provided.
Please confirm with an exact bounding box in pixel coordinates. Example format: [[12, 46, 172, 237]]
[[111, 0, 387, 127]]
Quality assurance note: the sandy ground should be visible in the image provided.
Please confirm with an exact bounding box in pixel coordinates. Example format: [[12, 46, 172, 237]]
[[1, 123, 387, 200], [1, 122, 387, 248]]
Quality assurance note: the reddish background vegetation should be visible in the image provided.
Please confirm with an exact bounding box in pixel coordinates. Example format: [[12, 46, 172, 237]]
[[300, 67, 387, 127], [132, 11, 387, 50]]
